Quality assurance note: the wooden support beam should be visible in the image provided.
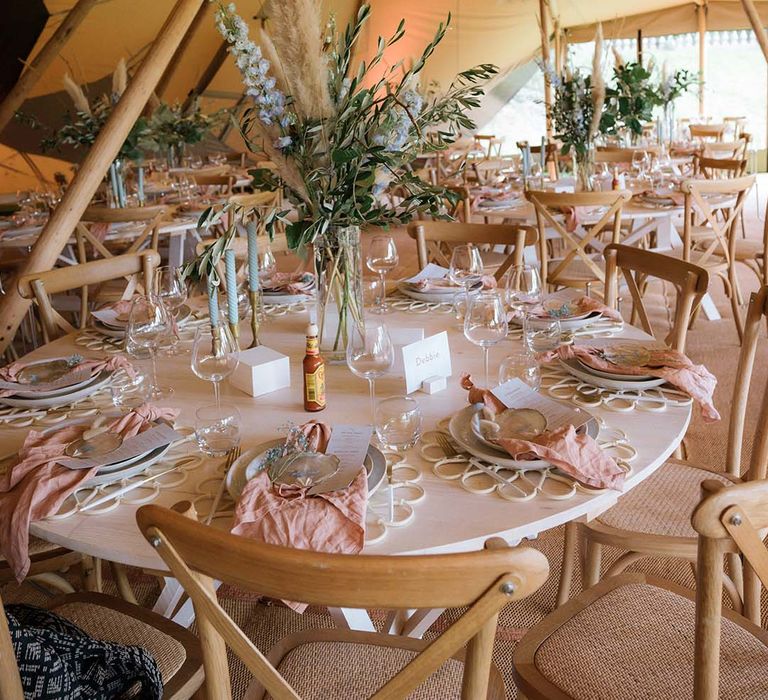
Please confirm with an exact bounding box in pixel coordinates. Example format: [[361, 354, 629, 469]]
[[742, 0, 768, 62], [0, 0, 207, 353], [155, 2, 210, 100], [698, 3, 707, 116], [539, 0, 553, 140], [182, 40, 229, 112], [637, 30, 643, 66], [0, 0, 99, 137]]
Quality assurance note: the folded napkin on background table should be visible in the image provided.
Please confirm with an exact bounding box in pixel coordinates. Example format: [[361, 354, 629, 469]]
[[508, 296, 622, 324], [544, 344, 720, 422], [407, 275, 497, 292], [232, 420, 367, 613], [0, 355, 134, 397], [0, 404, 178, 581], [99, 299, 134, 322], [460, 374, 625, 490], [261, 272, 315, 295], [637, 190, 685, 207]]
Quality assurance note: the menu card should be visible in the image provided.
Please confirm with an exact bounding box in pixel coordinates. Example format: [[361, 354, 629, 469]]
[[307, 425, 371, 495], [58, 423, 182, 470], [491, 379, 589, 432]]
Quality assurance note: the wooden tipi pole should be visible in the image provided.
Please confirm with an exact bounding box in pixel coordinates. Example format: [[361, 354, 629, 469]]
[[742, 0, 768, 62], [697, 3, 708, 116], [0, 0, 99, 137], [0, 0, 207, 353], [539, 0, 553, 139]]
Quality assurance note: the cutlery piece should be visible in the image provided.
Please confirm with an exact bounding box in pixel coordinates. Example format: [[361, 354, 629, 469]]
[[204, 446, 241, 525], [80, 465, 180, 512], [435, 433, 460, 458], [468, 458, 514, 486]]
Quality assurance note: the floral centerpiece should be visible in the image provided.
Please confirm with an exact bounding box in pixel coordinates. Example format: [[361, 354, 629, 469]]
[[213, 0, 497, 359], [655, 67, 696, 142], [545, 27, 604, 191], [601, 54, 657, 145]]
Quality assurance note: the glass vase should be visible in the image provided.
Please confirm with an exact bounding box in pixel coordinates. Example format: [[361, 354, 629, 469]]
[[166, 143, 184, 170], [314, 225, 364, 363], [663, 102, 676, 144], [574, 147, 595, 192]]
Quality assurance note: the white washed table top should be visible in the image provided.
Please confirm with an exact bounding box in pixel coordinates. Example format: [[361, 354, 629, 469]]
[[10, 307, 691, 570]]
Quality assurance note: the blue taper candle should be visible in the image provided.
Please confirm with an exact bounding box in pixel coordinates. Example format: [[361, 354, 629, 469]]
[[224, 249, 238, 325], [207, 278, 219, 326], [540, 136, 546, 170], [246, 221, 260, 292], [137, 166, 145, 206]]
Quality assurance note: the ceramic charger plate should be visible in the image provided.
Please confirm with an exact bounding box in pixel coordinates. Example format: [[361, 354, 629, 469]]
[[450, 404, 599, 470], [8, 358, 98, 399], [560, 357, 666, 390], [0, 370, 112, 409], [397, 279, 482, 304], [226, 439, 387, 499]]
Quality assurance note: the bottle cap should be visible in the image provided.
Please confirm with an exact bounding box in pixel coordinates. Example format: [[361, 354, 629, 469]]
[[306, 323, 319, 336]]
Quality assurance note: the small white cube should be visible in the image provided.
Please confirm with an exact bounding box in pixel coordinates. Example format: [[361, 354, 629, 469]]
[[229, 346, 290, 397], [420, 375, 447, 394]]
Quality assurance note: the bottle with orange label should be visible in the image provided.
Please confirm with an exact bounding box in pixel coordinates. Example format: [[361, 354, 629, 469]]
[[303, 323, 326, 412]]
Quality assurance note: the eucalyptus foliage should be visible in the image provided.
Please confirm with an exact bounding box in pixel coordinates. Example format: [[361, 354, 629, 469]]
[[549, 69, 598, 158], [601, 61, 657, 138], [141, 100, 229, 153]]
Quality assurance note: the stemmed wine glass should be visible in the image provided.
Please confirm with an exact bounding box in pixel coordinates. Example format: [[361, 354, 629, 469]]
[[449, 244, 484, 293], [155, 266, 188, 355], [464, 291, 508, 387], [127, 295, 173, 399], [366, 235, 399, 314], [191, 323, 239, 409], [505, 265, 543, 317], [375, 396, 423, 522], [346, 320, 394, 426]]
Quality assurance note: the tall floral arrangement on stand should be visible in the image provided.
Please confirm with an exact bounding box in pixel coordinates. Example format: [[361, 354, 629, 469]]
[[601, 51, 657, 144], [211, 1, 497, 359], [545, 26, 605, 191]]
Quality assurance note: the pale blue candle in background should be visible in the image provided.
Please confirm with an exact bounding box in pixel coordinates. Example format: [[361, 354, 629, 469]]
[[224, 249, 238, 325], [540, 136, 546, 170], [108, 163, 119, 208], [246, 221, 260, 292], [207, 279, 219, 326], [137, 166, 145, 206]]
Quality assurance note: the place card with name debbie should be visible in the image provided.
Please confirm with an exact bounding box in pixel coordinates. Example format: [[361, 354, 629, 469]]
[[401, 331, 452, 394]]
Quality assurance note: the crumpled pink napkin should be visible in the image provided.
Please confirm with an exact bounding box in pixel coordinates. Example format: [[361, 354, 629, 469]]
[[0, 404, 178, 581], [460, 374, 625, 490], [0, 355, 134, 398], [638, 189, 685, 207], [544, 344, 720, 422], [509, 296, 622, 324], [262, 272, 315, 295], [409, 275, 496, 292], [101, 299, 135, 322], [232, 421, 368, 613]]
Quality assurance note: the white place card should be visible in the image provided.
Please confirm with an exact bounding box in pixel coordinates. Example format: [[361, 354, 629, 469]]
[[402, 331, 452, 394], [91, 308, 126, 327], [307, 424, 371, 495], [404, 263, 449, 284], [491, 379, 588, 432], [389, 327, 425, 375], [58, 423, 183, 470]]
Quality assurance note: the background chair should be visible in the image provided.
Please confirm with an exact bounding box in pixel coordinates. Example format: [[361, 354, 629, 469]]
[[17, 251, 160, 342], [407, 221, 538, 282], [137, 501, 549, 700], [690, 123, 726, 142]]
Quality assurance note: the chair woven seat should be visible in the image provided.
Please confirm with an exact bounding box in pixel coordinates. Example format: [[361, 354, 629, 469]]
[[733, 239, 765, 261], [267, 640, 468, 700], [596, 460, 734, 539], [546, 255, 603, 284], [528, 582, 768, 700], [52, 601, 187, 684]]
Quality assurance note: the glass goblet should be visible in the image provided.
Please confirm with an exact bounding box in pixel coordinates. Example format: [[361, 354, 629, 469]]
[[346, 320, 394, 426], [498, 350, 541, 391], [506, 264, 543, 318], [523, 316, 562, 354], [464, 291, 508, 388], [191, 323, 240, 409], [126, 294, 173, 399], [449, 244, 483, 294], [155, 265, 188, 355], [195, 403, 241, 457], [366, 235, 399, 314]]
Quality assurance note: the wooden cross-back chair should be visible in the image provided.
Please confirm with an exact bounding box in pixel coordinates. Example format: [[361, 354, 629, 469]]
[[722, 115, 747, 138], [690, 123, 726, 142], [16, 251, 160, 343], [681, 174, 755, 342], [471, 158, 515, 186], [701, 141, 747, 161], [513, 476, 768, 700], [693, 155, 747, 179], [407, 221, 538, 282], [473, 133, 502, 159], [525, 189, 632, 294], [0, 586, 203, 700], [594, 146, 659, 165], [603, 244, 709, 352], [137, 501, 549, 700], [191, 173, 235, 195], [556, 286, 768, 618], [733, 197, 768, 286]]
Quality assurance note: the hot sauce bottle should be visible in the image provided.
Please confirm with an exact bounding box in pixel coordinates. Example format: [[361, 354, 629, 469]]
[[303, 323, 326, 412]]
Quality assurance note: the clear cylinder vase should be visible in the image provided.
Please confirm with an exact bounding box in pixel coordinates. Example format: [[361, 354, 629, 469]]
[[664, 102, 676, 144], [313, 225, 364, 363], [574, 148, 595, 192]]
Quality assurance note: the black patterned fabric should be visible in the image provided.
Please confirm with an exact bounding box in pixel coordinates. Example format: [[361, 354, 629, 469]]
[[6, 604, 163, 700]]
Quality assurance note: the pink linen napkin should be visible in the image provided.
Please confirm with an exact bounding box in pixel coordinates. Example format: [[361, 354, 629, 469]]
[[545, 344, 720, 422], [0, 404, 178, 581], [231, 421, 368, 613], [103, 299, 135, 322], [460, 374, 625, 490], [509, 296, 622, 324], [638, 189, 685, 207], [409, 275, 496, 293], [0, 355, 134, 398], [261, 272, 315, 295]]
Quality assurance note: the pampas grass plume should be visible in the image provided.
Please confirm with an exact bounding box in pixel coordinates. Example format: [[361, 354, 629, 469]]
[[590, 24, 605, 140], [112, 58, 128, 98], [63, 73, 90, 114]]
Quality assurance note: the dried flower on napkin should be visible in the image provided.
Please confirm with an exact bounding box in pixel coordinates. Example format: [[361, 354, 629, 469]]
[[0, 404, 178, 581], [261, 271, 315, 295], [460, 373, 507, 415]]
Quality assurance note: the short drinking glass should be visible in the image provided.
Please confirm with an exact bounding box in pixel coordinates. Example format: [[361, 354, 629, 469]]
[[195, 403, 241, 457]]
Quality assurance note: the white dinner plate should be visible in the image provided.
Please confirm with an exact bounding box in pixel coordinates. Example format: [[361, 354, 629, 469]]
[[559, 357, 666, 390], [8, 358, 98, 399], [83, 442, 172, 487], [397, 281, 482, 304], [574, 357, 654, 382], [0, 371, 112, 408], [509, 310, 603, 331], [261, 292, 315, 305], [450, 404, 598, 470], [226, 439, 386, 499]]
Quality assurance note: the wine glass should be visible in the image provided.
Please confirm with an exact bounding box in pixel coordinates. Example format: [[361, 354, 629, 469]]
[[449, 244, 483, 294], [498, 350, 541, 390], [506, 265, 543, 318], [366, 235, 399, 314], [523, 316, 562, 354], [191, 323, 240, 409], [195, 403, 241, 457], [126, 295, 173, 399], [375, 396, 423, 522], [464, 291, 508, 387], [155, 266, 188, 355], [346, 321, 394, 426]]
